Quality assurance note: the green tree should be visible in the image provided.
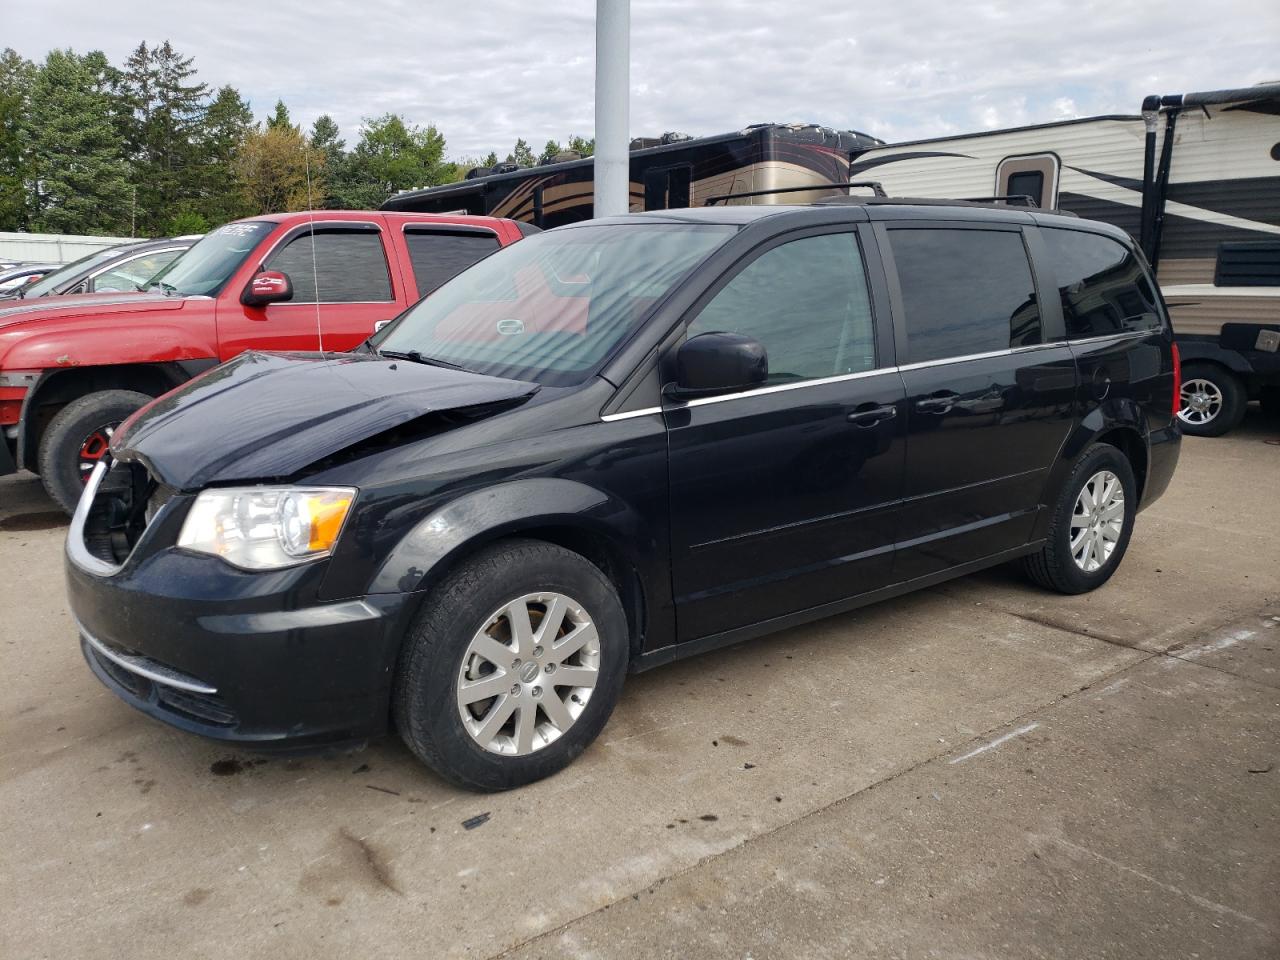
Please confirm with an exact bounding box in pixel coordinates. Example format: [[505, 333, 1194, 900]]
[[23, 49, 131, 234], [567, 135, 594, 157], [116, 41, 209, 234], [337, 114, 449, 208], [265, 99, 294, 132], [234, 122, 325, 214], [0, 48, 35, 230], [506, 138, 535, 167], [195, 84, 254, 224], [483, 150, 498, 167], [539, 139, 562, 164], [309, 114, 347, 208]]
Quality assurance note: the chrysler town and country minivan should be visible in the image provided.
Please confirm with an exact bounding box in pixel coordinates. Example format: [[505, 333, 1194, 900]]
[[66, 199, 1180, 790]]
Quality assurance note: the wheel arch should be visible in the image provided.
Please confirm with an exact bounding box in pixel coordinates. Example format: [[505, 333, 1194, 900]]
[[371, 478, 654, 663], [17, 362, 203, 471], [1034, 410, 1149, 540]]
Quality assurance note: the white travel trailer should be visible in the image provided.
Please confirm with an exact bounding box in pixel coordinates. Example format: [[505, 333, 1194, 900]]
[[848, 83, 1280, 436]]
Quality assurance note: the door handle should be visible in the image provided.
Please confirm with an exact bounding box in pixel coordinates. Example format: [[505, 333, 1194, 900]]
[[847, 403, 898, 427], [915, 391, 959, 414]]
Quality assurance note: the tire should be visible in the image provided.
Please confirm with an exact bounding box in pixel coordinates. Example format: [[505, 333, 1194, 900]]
[[393, 538, 629, 791], [1022, 443, 1137, 595], [1177, 363, 1246, 437], [37, 389, 152, 516]]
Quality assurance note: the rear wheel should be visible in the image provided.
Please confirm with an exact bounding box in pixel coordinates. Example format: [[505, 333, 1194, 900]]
[[1022, 443, 1136, 595], [393, 539, 629, 791], [37, 389, 152, 515], [1177, 363, 1246, 437]]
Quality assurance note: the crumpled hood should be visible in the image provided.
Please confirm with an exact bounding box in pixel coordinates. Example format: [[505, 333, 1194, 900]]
[[112, 350, 540, 488], [0, 292, 183, 332]]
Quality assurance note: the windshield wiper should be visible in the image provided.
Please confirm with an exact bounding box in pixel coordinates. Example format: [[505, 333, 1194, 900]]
[[378, 349, 472, 373]]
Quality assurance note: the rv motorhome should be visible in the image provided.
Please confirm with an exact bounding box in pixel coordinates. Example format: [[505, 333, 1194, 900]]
[[845, 82, 1280, 436], [382, 123, 882, 230]]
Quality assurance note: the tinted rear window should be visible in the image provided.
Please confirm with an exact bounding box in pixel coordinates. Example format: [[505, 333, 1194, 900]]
[[1042, 229, 1161, 338], [888, 228, 1041, 364], [405, 230, 501, 296]]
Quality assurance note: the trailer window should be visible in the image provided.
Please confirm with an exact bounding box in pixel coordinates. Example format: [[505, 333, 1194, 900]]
[[644, 165, 692, 211], [1042, 229, 1162, 337], [996, 154, 1058, 209]]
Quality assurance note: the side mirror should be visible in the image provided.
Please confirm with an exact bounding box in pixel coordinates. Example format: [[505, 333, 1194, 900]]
[[667, 331, 768, 399], [241, 270, 293, 307]]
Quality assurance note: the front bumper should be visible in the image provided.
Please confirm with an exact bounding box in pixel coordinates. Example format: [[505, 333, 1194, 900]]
[[65, 465, 414, 750]]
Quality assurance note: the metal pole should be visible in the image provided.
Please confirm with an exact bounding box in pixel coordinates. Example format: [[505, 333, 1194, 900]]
[[593, 0, 630, 218]]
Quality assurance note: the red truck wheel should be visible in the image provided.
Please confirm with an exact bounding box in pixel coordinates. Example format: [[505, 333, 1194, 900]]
[[38, 390, 152, 516]]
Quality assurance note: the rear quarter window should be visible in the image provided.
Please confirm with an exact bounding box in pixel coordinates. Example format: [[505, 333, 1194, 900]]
[[1042, 229, 1162, 338], [405, 230, 501, 296]]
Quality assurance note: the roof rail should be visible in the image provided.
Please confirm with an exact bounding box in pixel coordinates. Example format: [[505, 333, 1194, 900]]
[[960, 194, 1039, 208], [702, 180, 887, 206]]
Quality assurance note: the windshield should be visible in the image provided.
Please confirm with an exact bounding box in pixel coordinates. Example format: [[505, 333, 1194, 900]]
[[24, 245, 132, 298], [147, 221, 275, 296], [375, 223, 735, 386]]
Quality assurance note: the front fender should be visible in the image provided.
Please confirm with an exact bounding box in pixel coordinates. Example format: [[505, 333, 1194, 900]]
[[368, 477, 647, 595]]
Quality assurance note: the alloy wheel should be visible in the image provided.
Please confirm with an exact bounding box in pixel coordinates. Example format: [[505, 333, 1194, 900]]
[[1178, 378, 1223, 427], [1070, 470, 1124, 572], [456, 592, 601, 756]]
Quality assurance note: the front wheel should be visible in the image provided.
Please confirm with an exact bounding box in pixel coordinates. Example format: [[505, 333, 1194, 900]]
[[1177, 363, 1246, 437], [1022, 444, 1137, 595], [37, 389, 153, 515], [393, 539, 629, 791]]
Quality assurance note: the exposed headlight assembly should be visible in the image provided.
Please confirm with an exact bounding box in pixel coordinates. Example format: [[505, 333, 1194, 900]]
[[178, 486, 355, 571]]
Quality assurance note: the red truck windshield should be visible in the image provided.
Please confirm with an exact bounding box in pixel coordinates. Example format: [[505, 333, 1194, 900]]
[[147, 221, 275, 296]]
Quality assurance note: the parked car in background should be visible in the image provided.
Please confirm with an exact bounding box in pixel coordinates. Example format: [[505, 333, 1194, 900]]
[[65, 198, 1180, 790], [13, 236, 202, 301], [0, 263, 58, 300], [0, 211, 532, 512]]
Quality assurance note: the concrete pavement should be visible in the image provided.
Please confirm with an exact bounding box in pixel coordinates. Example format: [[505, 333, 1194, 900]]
[[1, 409, 1277, 959]]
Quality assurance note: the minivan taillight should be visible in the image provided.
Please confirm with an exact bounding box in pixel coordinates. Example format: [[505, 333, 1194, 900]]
[[1170, 341, 1182, 417]]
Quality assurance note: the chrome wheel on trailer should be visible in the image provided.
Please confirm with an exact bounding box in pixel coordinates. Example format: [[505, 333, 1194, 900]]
[[1070, 470, 1124, 573], [1178, 378, 1223, 428], [456, 592, 601, 756]]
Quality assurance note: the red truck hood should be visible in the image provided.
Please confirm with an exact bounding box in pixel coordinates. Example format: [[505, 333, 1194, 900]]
[[0, 292, 189, 331]]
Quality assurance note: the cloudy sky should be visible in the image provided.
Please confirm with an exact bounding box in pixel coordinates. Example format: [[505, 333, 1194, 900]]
[[6, 1, 1278, 158]]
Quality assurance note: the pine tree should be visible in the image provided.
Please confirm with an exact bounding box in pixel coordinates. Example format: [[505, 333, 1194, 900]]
[[266, 99, 295, 133], [23, 49, 131, 234], [483, 151, 498, 167], [539, 139, 563, 164], [567, 135, 595, 157], [309, 114, 346, 209], [506, 138, 535, 167], [0, 48, 35, 230], [117, 40, 208, 234], [196, 84, 253, 224]]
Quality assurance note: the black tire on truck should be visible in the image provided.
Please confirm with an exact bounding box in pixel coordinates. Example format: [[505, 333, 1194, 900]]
[[38, 389, 152, 515]]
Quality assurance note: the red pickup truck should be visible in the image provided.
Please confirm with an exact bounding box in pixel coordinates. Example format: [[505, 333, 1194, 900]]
[[0, 210, 532, 512]]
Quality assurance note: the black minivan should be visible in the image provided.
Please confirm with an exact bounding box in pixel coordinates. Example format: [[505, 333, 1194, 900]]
[[66, 199, 1180, 790]]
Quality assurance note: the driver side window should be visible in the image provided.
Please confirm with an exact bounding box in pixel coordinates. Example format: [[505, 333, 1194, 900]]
[[687, 232, 876, 383]]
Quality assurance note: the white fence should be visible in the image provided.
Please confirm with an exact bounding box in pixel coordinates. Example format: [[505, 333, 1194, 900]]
[[0, 231, 135, 265]]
